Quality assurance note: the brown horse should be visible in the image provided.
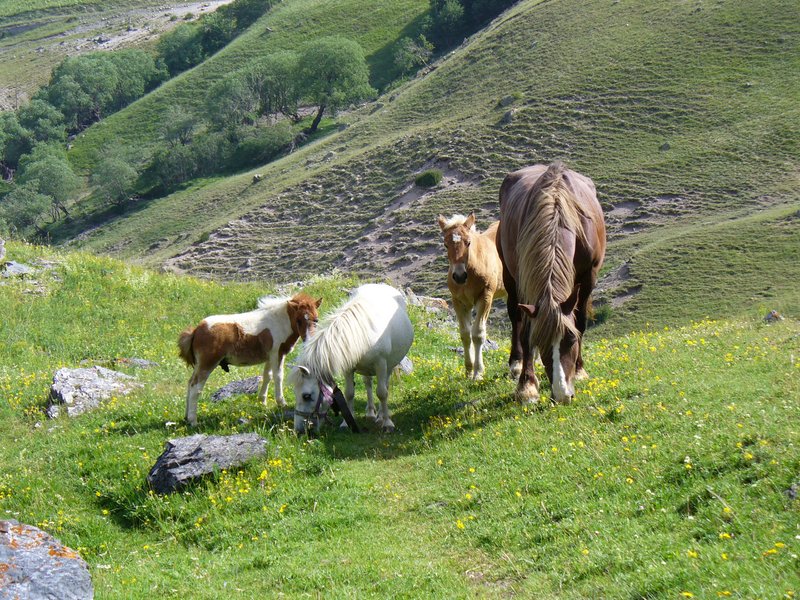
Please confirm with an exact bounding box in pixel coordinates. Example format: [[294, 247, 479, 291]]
[[438, 213, 516, 380], [178, 293, 322, 425], [497, 162, 606, 404]]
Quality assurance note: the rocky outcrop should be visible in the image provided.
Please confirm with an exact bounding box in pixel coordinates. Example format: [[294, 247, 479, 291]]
[[0, 520, 93, 599], [210, 376, 262, 402], [147, 433, 267, 494], [47, 366, 141, 418]]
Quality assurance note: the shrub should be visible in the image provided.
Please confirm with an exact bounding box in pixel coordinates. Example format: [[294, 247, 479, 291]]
[[415, 169, 443, 188], [229, 122, 293, 169]]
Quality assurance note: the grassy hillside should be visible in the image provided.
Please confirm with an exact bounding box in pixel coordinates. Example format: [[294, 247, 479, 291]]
[[0, 0, 186, 108], [57, 0, 800, 333], [1, 241, 799, 598], [64, 0, 428, 169]]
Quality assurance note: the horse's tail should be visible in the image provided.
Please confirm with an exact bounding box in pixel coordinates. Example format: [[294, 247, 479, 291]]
[[517, 161, 584, 350], [177, 327, 196, 367]]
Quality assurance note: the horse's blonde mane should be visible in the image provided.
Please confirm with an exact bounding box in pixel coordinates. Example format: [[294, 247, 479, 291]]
[[442, 214, 477, 231], [296, 292, 376, 381], [517, 162, 586, 349]]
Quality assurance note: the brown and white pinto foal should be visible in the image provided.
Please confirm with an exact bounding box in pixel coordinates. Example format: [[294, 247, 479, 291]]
[[438, 213, 513, 380], [178, 293, 322, 426]]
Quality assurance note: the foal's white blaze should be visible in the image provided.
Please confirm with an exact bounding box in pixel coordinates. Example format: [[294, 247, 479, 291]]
[[551, 337, 573, 403]]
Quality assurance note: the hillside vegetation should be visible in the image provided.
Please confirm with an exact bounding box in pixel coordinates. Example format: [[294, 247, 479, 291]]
[[54, 0, 800, 334], [1, 241, 798, 597]]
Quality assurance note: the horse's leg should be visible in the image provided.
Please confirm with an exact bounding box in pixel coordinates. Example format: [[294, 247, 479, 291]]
[[471, 293, 492, 380], [504, 275, 524, 379], [363, 375, 377, 420], [375, 360, 394, 433], [574, 272, 596, 381], [453, 299, 474, 378], [271, 352, 287, 408], [515, 323, 540, 405], [258, 356, 273, 406], [185, 363, 212, 426], [341, 371, 356, 429]]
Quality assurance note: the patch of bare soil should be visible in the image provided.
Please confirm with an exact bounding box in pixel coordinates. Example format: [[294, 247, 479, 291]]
[[69, 1, 235, 52], [337, 162, 480, 287], [595, 260, 642, 308]]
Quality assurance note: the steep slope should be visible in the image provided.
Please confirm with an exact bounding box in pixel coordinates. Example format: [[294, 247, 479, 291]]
[[65, 0, 800, 328]]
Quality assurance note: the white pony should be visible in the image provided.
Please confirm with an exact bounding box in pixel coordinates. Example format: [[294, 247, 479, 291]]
[[179, 293, 321, 426], [290, 283, 414, 434]]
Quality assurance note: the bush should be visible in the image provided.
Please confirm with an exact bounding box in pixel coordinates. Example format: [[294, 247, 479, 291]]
[[415, 169, 443, 188], [229, 122, 293, 169]]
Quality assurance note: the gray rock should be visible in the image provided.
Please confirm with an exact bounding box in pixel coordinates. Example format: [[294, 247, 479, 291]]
[[48, 367, 141, 418], [2, 261, 35, 278], [210, 376, 262, 402], [116, 357, 159, 369], [450, 339, 499, 354], [499, 109, 516, 126], [404, 287, 422, 307], [498, 95, 515, 107], [0, 237, 5, 263], [399, 356, 413, 375], [147, 433, 267, 494], [0, 520, 93, 599]]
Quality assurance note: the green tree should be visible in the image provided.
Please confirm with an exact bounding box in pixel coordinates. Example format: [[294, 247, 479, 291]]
[[161, 106, 198, 147], [205, 72, 259, 130], [394, 35, 434, 75], [156, 24, 204, 76], [0, 181, 50, 236], [16, 99, 66, 144], [200, 11, 236, 55], [297, 36, 375, 134], [91, 157, 138, 208], [244, 51, 300, 119], [0, 112, 32, 174], [17, 146, 80, 221], [44, 54, 119, 130], [426, 0, 465, 48], [107, 50, 167, 110]]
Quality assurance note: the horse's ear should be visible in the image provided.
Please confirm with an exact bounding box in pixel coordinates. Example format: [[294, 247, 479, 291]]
[[464, 212, 476, 231], [519, 303, 538, 318], [295, 365, 310, 376], [561, 285, 581, 316], [315, 297, 323, 308], [437, 215, 448, 231]]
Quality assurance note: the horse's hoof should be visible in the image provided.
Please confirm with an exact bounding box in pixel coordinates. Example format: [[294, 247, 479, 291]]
[[575, 368, 589, 381], [381, 424, 396, 434], [514, 384, 539, 406], [472, 372, 484, 382]]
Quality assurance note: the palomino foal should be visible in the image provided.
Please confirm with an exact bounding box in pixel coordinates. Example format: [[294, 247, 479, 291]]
[[178, 293, 322, 426], [438, 212, 514, 380]]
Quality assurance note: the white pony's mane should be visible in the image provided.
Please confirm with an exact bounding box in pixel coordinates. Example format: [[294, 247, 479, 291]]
[[296, 292, 376, 380], [256, 296, 289, 312], [442, 214, 477, 231]]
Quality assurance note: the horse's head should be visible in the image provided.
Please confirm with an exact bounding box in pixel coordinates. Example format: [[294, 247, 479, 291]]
[[519, 285, 582, 404], [287, 294, 323, 341], [437, 212, 476, 285], [289, 365, 329, 434]]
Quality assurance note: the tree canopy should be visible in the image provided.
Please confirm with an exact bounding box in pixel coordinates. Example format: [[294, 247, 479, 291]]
[[296, 36, 376, 134]]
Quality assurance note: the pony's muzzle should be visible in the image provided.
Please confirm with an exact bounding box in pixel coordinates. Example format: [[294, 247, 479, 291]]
[[452, 265, 468, 284]]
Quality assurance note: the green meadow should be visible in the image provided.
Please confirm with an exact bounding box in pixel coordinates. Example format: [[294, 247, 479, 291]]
[[1, 242, 798, 597]]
